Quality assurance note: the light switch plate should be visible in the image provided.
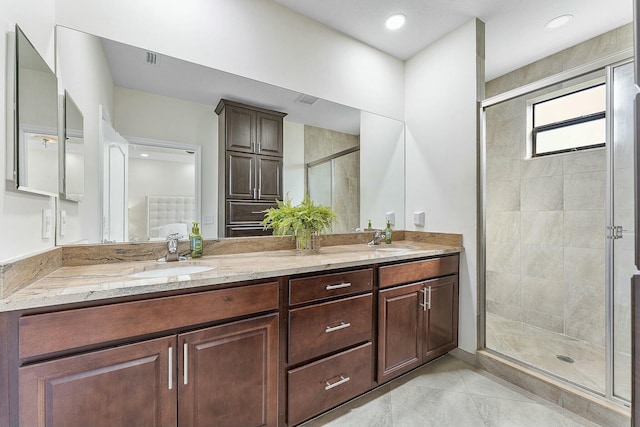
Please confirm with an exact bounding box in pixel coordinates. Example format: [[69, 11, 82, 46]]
[[385, 211, 395, 225], [59, 210, 67, 236], [42, 209, 52, 239]]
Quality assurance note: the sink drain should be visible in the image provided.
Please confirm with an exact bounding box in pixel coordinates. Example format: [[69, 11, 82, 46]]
[[556, 355, 575, 363]]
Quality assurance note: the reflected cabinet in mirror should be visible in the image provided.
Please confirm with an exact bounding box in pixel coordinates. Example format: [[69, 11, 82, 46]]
[[12, 25, 59, 196], [62, 92, 84, 202], [54, 26, 406, 244]]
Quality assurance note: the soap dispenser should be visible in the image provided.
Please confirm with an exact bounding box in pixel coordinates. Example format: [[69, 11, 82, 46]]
[[384, 220, 392, 244], [190, 221, 203, 258]]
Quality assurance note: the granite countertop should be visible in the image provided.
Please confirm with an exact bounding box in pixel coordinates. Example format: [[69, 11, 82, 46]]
[[0, 240, 462, 312]]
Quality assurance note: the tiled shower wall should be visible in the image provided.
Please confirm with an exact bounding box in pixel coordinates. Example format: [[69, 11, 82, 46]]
[[304, 125, 360, 234], [485, 24, 633, 349]]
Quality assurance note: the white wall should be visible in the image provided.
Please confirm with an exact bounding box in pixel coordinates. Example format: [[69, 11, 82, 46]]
[[113, 86, 218, 237], [54, 0, 405, 122], [0, 0, 57, 262], [283, 121, 305, 205], [360, 111, 405, 230], [404, 19, 484, 353]]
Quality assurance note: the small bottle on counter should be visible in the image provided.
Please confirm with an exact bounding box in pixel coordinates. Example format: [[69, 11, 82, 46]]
[[385, 220, 392, 244], [190, 221, 203, 258], [366, 219, 373, 231]]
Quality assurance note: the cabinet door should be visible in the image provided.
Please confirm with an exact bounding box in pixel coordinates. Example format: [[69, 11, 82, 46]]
[[256, 112, 283, 156], [178, 313, 278, 427], [19, 336, 177, 427], [256, 156, 282, 200], [227, 152, 255, 199], [226, 105, 255, 153], [377, 282, 424, 384], [423, 275, 459, 362]]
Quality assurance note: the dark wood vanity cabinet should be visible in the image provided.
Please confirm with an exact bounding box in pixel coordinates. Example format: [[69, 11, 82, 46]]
[[377, 255, 459, 384], [286, 268, 374, 426], [217, 99, 287, 237], [15, 282, 280, 427]]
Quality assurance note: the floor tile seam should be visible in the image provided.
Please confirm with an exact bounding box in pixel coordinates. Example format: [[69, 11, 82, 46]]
[[466, 391, 492, 427]]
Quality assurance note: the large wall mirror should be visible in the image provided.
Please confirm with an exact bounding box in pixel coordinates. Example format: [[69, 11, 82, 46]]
[[10, 25, 59, 196], [62, 91, 85, 201], [55, 26, 405, 244]]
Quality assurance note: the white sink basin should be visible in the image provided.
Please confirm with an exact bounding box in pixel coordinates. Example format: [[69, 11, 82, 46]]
[[374, 245, 413, 253], [130, 265, 215, 278]]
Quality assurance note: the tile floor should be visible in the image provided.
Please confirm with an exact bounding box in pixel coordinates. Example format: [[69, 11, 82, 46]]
[[300, 355, 602, 427], [485, 313, 631, 400]]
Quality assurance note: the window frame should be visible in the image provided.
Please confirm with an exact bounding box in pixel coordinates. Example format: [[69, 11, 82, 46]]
[[526, 78, 606, 158]]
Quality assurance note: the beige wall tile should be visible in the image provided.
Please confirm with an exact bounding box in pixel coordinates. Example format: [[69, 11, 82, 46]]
[[521, 276, 564, 317], [564, 210, 605, 249], [562, 149, 606, 175], [521, 244, 563, 281], [564, 247, 605, 290], [563, 171, 606, 211], [521, 211, 563, 246], [562, 30, 619, 70], [486, 157, 521, 182], [486, 242, 520, 275], [487, 180, 520, 212], [521, 176, 563, 211], [564, 284, 605, 347], [522, 309, 564, 333], [486, 299, 522, 322], [486, 212, 520, 244], [520, 157, 563, 179], [486, 271, 521, 307]]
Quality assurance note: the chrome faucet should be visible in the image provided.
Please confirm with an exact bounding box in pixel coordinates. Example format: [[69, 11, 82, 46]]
[[158, 233, 186, 262], [368, 230, 385, 246]]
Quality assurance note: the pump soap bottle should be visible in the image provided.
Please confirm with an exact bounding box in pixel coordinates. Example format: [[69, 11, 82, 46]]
[[190, 221, 203, 258], [385, 220, 392, 244]]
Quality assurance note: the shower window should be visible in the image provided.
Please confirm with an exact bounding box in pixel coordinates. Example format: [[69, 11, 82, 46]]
[[529, 82, 606, 157]]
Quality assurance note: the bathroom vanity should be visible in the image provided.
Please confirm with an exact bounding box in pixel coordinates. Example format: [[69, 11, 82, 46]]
[[0, 234, 461, 426]]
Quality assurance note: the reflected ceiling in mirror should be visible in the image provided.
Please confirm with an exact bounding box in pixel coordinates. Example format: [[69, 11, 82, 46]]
[[14, 25, 59, 196]]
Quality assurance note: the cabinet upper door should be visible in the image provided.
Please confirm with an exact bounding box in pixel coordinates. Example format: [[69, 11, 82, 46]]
[[226, 105, 256, 153], [18, 336, 177, 427], [227, 152, 255, 199], [256, 112, 283, 156], [178, 313, 279, 427], [377, 282, 424, 384], [423, 275, 458, 362], [257, 156, 283, 200]]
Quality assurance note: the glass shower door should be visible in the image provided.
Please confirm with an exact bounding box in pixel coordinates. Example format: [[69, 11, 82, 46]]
[[609, 60, 634, 401]]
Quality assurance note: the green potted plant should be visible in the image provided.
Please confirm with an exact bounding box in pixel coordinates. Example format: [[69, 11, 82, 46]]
[[262, 195, 336, 251]]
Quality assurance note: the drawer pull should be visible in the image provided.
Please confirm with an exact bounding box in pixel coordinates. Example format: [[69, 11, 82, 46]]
[[325, 375, 350, 390], [325, 282, 352, 291], [325, 322, 351, 333], [250, 211, 264, 215]]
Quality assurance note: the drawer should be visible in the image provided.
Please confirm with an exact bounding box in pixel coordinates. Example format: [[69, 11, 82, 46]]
[[227, 201, 276, 223], [288, 342, 372, 426], [289, 268, 373, 305], [289, 293, 372, 365], [378, 254, 459, 289], [19, 282, 279, 360]]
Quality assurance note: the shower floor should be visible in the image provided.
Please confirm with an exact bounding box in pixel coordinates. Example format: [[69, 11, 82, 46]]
[[485, 313, 630, 398]]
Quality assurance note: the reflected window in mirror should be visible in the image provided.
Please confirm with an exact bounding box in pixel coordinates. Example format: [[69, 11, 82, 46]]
[[14, 25, 59, 196], [63, 92, 85, 201]]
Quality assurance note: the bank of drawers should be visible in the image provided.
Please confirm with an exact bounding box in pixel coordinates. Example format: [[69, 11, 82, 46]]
[[287, 268, 373, 425]]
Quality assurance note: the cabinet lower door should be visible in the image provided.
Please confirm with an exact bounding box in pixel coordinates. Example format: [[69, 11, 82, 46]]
[[19, 336, 177, 427], [377, 283, 424, 384], [178, 313, 279, 427], [256, 156, 282, 200], [423, 275, 459, 362]]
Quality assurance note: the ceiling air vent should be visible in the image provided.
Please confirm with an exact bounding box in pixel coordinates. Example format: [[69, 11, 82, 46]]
[[296, 94, 319, 105], [145, 51, 160, 66]]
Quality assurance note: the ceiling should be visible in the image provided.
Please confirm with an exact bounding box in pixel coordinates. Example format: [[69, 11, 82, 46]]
[[273, 0, 633, 80]]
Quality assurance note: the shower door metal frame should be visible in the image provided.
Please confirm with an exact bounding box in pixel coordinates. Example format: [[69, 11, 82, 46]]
[[479, 48, 633, 403]]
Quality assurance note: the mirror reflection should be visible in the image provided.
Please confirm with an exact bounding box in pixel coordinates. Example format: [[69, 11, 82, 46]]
[[55, 26, 405, 244], [15, 25, 59, 196], [62, 92, 84, 201]]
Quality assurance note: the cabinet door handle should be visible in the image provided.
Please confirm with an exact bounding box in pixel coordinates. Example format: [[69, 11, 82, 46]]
[[325, 375, 350, 390], [183, 343, 189, 385], [325, 282, 351, 291], [257, 141, 261, 152], [253, 187, 257, 199], [420, 287, 427, 311], [427, 286, 432, 310], [168, 346, 173, 390], [325, 322, 351, 333]]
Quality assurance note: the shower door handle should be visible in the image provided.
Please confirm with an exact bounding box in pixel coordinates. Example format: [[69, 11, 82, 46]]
[[607, 226, 623, 239]]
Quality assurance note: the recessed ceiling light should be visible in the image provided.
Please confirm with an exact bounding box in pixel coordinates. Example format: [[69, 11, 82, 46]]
[[545, 14, 573, 30], [385, 14, 406, 31], [140, 153, 149, 157]]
